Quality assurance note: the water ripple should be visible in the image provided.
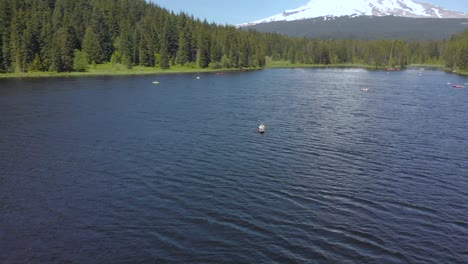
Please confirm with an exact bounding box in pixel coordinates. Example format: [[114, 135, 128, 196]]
[[1, 69, 468, 263]]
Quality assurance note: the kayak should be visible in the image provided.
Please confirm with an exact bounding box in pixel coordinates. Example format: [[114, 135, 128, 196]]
[[258, 125, 265, 133]]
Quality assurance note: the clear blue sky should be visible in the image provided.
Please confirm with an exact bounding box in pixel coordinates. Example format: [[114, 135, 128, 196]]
[[151, 0, 468, 25]]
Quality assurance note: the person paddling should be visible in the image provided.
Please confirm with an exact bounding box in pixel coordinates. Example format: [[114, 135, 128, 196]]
[[258, 123, 265, 133]]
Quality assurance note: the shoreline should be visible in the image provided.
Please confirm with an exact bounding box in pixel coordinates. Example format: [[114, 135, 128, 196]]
[[1, 63, 465, 79], [0, 65, 254, 79]]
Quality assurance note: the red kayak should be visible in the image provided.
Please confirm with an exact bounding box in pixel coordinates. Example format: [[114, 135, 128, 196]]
[[452, 85, 465, 88]]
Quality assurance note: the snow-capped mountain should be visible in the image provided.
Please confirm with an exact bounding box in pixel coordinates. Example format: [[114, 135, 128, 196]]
[[239, 0, 468, 26]]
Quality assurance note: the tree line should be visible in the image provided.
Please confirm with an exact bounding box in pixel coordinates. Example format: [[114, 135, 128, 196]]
[[0, 0, 467, 73], [445, 30, 468, 72]]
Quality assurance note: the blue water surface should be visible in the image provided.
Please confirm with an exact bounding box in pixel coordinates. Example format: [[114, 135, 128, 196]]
[[1, 69, 467, 263]]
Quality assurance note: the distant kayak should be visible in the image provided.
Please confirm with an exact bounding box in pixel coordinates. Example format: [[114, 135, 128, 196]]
[[258, 123, 265, 134], [452, 85, 464, 88], [152, 81, 159, 84]]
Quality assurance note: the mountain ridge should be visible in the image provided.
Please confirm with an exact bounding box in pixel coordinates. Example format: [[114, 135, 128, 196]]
[[239, 0, 468, 27], [242, 16, 468, 40]]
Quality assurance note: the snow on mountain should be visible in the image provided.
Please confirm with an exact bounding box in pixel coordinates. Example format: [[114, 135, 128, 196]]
[[239, 0, 468, 26]]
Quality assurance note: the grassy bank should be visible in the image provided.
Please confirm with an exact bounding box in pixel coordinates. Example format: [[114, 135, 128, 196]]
[[407, 64, 444, 69], [0, 63, 253, 79], [445, 68, 468, 76], [1, 61, 463, 79], [451, 70, 468, 76]]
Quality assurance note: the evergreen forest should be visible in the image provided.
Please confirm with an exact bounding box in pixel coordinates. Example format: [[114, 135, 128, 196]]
[[1, 0, 468, 74]]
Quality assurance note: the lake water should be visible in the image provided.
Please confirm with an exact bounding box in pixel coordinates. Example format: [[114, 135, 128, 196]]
[[1, 69, 467, 263]]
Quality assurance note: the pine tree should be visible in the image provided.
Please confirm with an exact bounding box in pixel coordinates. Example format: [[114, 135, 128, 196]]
[[50, 26, 75, 72], [119, 20, 134, 69], [82, 26, 101, 64], [9, 10, 27, 72], [39, 22, 54, 71], [73, 49, 88, 71], [90, 7, 112, 63], [0, 0, 8, 71], [177, 25, 192, 65], [459, 44, 468, 71], [239, 35, 250, 67], [29, 53, 43, 72], [0, 34, 3, 72], [138, 29, 151, 67], [159, 41, 170, 69], [166, 15, 179, 64], [158, 15, 172, 69], [138, 16, 158, 67], [197, 21, 211, 68]]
